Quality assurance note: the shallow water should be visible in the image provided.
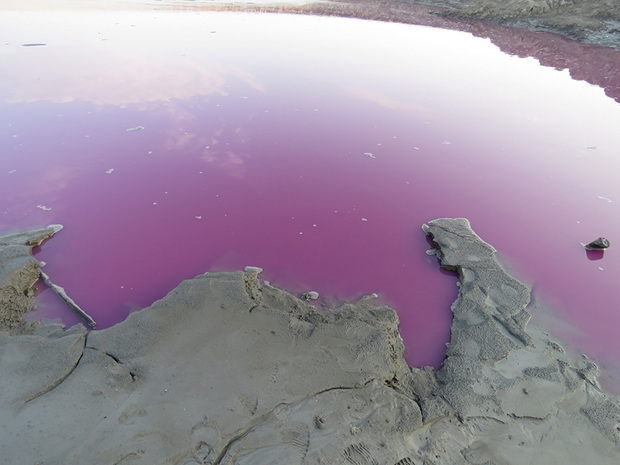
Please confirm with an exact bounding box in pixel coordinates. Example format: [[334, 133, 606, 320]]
[[1, 10, 620, 390]]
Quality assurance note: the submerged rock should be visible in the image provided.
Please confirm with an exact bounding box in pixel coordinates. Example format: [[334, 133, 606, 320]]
[[1, 219, 619, 464]]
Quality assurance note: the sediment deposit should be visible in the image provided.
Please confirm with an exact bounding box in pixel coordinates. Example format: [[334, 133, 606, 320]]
[[0, 224, 62, 333], [0, 219, 619, 464]]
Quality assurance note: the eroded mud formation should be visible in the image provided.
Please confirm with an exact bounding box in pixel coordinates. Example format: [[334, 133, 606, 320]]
[[412, 0, 620, 49], [0, 219, 619, 464], [0, 224, 62, 333]]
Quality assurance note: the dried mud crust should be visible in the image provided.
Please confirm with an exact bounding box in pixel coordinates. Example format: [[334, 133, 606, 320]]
[[1, 219, 620, 464], [0, 225, 62, 333]]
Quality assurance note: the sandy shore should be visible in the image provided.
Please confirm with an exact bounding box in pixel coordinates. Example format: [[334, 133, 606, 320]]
[[1, 219, 619, 464]]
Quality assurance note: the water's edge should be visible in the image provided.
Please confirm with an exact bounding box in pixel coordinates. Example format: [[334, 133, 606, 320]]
[[1, 219, 619, 464]]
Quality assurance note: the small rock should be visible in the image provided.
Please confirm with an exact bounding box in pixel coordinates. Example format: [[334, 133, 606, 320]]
[[585, 237, 610, 250], [244, 266, 263, 274], [301, 291, 319, 301]]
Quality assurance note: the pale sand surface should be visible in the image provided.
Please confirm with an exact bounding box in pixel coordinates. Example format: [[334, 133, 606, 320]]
[[1, 220, 619, 464]]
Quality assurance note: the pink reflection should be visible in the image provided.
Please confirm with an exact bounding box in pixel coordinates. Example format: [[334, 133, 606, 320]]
[[586, 249, 605, 261]]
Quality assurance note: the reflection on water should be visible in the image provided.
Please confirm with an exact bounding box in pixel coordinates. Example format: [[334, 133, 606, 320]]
[[1, 10, 620, 390]]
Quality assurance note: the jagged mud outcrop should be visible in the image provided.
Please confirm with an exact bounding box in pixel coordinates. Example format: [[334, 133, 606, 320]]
[[0, 219, 619, 464], [0, 224, 62, 332], [420, 219, 620, 463]]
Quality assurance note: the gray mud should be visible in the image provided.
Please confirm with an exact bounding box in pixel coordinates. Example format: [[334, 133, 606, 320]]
[[0, 224, 62, 333], [1, 219, 619, 464], [414, 0, 620, 49]]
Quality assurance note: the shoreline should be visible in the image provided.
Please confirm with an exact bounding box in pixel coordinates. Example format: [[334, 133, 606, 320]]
[[2, 0, 619, 50], [1, 219, 619, 463], [4, 1, 617, 105]]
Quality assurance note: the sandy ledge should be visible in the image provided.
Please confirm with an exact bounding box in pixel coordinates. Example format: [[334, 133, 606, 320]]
[[1, 219, 619, 464]]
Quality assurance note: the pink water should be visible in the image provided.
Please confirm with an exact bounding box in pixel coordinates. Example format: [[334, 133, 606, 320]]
[[1, 10, 620, 390]]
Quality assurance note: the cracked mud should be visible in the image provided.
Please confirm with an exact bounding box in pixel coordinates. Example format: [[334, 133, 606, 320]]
[[1, 219, 619, 464]]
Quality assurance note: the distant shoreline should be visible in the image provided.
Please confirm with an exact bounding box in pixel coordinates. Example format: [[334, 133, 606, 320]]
[[2, 1, 619, 49]]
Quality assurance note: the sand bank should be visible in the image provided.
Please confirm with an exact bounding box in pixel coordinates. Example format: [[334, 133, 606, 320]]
[[1, 219, 619, 464]]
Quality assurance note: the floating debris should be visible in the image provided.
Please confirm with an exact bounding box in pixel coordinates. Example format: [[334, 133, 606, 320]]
[[442, 140, 452, 145], [597, 195, 612, 203], [36, 205, 52, 211], [363, 152, 375, 159], [586, 146, 598, 150], [361, 218, 368, 222], [8, 170, 16, 174], [126, 126, 145, 132], [40, 269, 96, 328], [584, 237, 610, 250], [105, 168, 114, 174], [22, 43, 46, 47]]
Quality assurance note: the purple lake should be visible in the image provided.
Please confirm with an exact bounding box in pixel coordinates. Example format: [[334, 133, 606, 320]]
[[1, 9, 620, 391]]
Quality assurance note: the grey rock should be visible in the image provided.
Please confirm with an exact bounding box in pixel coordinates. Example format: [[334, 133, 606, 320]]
[[301, 291, 319, 300], [585, 237, 610, 250]]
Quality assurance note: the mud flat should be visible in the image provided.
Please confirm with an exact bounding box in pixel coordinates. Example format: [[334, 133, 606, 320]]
[[419, 0, 620, 49], [0, 218, 618, 464]]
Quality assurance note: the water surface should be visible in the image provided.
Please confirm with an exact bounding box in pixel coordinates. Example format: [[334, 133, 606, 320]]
[[1, 10, 620, 390]]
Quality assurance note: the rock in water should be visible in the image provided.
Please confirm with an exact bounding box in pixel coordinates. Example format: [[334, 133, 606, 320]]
[[301, 291, 319, 300], [585, 237, 610, 250]]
